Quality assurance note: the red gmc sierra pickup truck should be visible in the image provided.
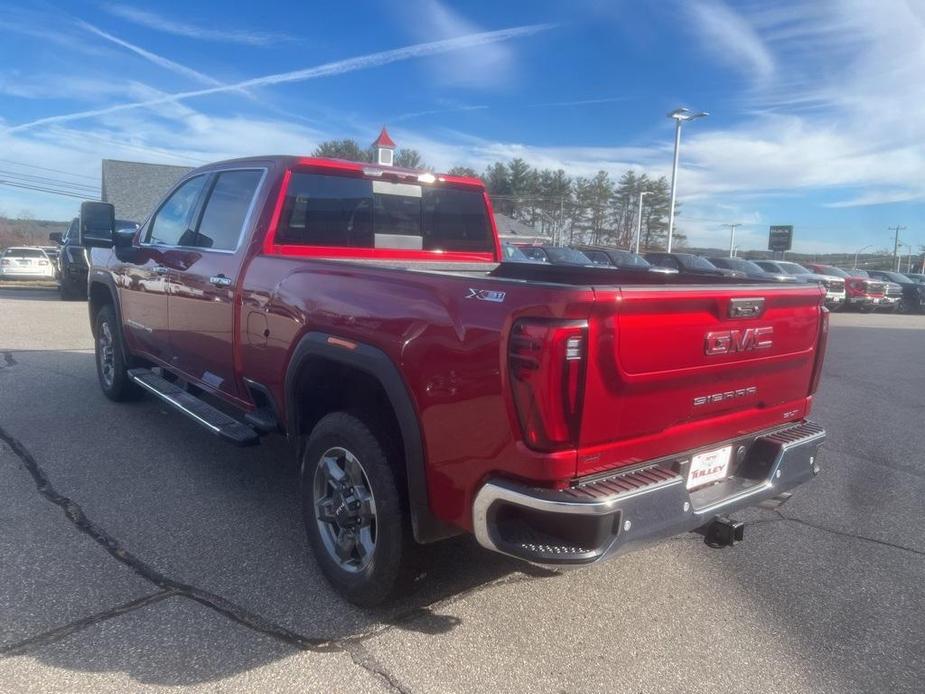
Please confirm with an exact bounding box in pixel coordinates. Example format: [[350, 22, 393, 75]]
[[78, 155, 828, 605]]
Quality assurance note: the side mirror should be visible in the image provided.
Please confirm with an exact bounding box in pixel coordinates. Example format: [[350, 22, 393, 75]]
[[114, 227, 137, 249], [48, 232, 63, 244], [79, 201, 115, 248]]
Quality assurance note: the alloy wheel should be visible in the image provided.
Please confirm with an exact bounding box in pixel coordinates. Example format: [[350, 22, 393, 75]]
[[313, 447, 377, 572]]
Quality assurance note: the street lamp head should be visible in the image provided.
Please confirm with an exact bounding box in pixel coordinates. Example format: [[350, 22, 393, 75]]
[[668, 107, 709, 122]]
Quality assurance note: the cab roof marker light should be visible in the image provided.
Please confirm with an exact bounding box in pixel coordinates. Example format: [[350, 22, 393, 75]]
[[362, 167, 383, 177]]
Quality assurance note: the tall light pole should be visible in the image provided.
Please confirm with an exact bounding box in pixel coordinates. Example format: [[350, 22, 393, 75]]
[[666, 107, 708, 252], [888, 225, 907, 271], [721, 223, 741, 257], [634, 190, 652, 253], [854, 244, 873, 269]]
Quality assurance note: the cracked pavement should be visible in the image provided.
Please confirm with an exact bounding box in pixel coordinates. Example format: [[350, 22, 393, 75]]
[[0, 285, 923, 693]]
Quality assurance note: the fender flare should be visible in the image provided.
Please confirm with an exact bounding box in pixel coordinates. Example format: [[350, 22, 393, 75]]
[[87, 274, 130, 361], [285, 332, 457, 544]]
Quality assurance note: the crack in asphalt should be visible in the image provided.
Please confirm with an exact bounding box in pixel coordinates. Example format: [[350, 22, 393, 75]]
[[782, 514, 925, 558], [0, 591, 176, 657], [0, 424, 337, 655], [0, 420, 548, 686], [344, 642, 413, 694]]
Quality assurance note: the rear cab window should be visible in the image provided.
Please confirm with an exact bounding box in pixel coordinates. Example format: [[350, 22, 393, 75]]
[[272, 171, 496, 258], [3, 248, 46, 259]]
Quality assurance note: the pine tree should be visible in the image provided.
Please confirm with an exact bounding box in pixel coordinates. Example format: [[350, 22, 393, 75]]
[[447, 166, 479, 177], [311, 139, 371, 163], [394, 149, 425, 169]]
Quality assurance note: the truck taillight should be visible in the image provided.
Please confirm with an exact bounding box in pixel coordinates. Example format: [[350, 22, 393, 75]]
[[809, 306, 829, 395], [508, 319, 587, 451]]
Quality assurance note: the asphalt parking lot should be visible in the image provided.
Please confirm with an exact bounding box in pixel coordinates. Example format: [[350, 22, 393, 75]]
[[0, 285, 923, 693]]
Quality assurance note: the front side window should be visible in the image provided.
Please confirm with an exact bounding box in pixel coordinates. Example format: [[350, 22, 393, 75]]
[[582, 250, 612, 265], [146, 175, 206, 246], [519, 246, 550, 262], [778, 261, 810, 274], [194, 170, 263, 250], [275, 172, 493, 253], [613, 252, 650, 268]]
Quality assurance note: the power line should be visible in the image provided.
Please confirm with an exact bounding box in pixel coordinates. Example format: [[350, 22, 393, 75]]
[[0, 158, 97, 183], [0, 180, 97, 201], [0, 169, 99, 194]]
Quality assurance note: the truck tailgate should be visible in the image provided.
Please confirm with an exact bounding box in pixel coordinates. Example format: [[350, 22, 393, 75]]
[[578, 283, 825, 474]]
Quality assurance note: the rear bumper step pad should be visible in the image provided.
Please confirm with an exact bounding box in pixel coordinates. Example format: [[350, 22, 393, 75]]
[[472, 420, 825, 565]]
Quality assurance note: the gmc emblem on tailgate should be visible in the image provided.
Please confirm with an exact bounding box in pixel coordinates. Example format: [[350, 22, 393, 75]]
[[704, 327, 773, 355]]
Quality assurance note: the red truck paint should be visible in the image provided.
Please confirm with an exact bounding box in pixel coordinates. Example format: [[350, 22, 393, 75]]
[[86, 155, 828, 602]]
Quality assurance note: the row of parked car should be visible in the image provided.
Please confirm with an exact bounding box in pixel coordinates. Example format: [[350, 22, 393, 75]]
[[504, 243, 925, 313], [0, 216, 139, 299]]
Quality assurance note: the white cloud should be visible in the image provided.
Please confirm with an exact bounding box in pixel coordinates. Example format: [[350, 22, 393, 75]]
[[400, 1, 538, 88], [0, 72, 126, 100], [686, 0, 775, 82], [75, 21, 224, 88], [100, 4, 290, 45], [5, 22, 554, 133]]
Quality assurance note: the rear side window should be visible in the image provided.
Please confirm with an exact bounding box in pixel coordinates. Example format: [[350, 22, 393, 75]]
[[276, 172, 493, 252], [194, 170, 263, 250], [147, 175, 206, 246]]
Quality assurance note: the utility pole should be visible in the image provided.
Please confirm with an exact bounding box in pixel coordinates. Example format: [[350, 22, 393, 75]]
[[889, 225, 907, 271], [721, 223, 741, 257]]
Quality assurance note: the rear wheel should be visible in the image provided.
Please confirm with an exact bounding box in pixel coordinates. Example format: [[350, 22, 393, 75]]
[[94, 304, 141, 401], [301, 412, 414, 606]]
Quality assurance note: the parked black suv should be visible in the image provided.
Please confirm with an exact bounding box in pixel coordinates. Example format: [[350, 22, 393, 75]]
[[51, 217, 138, 299]]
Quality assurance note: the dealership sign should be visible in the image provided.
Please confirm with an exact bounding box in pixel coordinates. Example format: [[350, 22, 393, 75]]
[[768, 225, 793, 252]]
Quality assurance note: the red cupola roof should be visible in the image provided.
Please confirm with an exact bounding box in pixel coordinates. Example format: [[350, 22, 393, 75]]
[[372, 127, 396, 149]]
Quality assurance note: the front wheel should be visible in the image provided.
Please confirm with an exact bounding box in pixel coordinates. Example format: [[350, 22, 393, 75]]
[[301, 412, 414, 606], [94, 305, 141, 401]]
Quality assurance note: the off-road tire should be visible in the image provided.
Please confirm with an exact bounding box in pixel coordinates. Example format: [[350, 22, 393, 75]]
[[301, 412, 415, 606], [94, 304, 141, 402]]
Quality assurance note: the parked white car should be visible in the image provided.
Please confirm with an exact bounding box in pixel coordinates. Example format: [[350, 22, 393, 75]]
[[0, 247, 56, 280]]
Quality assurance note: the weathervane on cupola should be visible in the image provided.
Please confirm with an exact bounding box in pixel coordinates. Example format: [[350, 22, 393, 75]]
[[372, 127, 396, 166]]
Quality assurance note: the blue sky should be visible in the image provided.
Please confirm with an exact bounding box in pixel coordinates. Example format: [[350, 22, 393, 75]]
[[1, 0, 923, 254]]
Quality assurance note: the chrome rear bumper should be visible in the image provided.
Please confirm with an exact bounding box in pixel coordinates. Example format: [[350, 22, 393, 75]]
[[472, 421, 825, 565]]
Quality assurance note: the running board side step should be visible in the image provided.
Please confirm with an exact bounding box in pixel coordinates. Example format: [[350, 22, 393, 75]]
[[128, 368, 260, 446]]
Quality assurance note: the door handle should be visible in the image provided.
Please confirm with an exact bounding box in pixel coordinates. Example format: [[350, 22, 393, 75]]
[[154, 265, 169, 275], [209, 274, 233, 287]]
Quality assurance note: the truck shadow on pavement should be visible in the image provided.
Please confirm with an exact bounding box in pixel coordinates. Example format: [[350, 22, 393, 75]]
[[0, 349, 556, 686]]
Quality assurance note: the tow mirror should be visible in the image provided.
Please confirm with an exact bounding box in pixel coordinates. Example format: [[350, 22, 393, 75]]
[[48, 231, 63, 244], [79, 201, 115, 248]]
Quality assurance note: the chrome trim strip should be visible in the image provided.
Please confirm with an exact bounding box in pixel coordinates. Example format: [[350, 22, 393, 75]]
[[130, 375, 221, 435]]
